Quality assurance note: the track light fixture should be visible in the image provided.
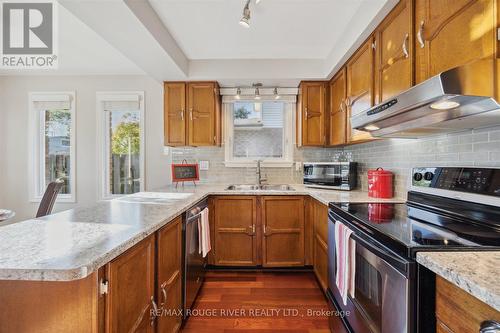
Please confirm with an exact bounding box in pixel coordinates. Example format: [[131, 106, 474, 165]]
[[239, 0, 251, 28], [253, 83, 262, 100], [235, 87, 241, 99], [274, 87, 280, 100]]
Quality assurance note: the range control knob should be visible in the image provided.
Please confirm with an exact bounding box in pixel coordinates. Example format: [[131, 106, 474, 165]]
[[413, 173, 423, 181], [424, 172, 434, 181]]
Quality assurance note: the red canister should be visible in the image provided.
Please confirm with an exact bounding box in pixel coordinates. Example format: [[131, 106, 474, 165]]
[[368, 168, 393, 198]]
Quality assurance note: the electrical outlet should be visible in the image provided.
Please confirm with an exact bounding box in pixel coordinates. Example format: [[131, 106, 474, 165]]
[[199, 160, 209, 170], [163, 146, 170, 155], [295, 162, 302, 171]]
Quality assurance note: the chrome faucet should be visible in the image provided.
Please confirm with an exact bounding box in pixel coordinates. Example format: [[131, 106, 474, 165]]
[[256, 160, 267, 185]]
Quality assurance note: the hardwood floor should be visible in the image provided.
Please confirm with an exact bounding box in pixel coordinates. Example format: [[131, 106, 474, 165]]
[[181, 271, 331, 333]]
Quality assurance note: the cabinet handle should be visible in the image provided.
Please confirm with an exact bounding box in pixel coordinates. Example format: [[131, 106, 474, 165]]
[[150, 296, 159, 326], [189, 108, 193, 121], [417, 20, 425, 48], [160, 282, 168, 306], [305, 107, 308, 119], [263, 224, 267, 235], [402, 33, 409, 58], [180, 109, 184, 121], [480, 320, 500, 333], [345, 97, 351, 107], [252, 224, 256, 234], [339, 100, 346, 113]]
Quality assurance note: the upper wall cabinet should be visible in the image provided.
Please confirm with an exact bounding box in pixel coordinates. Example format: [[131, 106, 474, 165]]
[[346, 37, 376, 144], [164, 81, 221, 147], [164, 82, 187, 146], [374, 0, 414, 104], [328, 68, 347, 146], [297, 81, 327, 146], [414, 0, 495, 84]]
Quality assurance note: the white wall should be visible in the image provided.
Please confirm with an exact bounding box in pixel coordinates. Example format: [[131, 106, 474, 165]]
[[0, 75, 170, 222]]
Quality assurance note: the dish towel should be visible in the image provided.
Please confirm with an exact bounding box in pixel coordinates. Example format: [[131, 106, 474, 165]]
[[335, 220, 356, 306], [199, 208, 211, 257]]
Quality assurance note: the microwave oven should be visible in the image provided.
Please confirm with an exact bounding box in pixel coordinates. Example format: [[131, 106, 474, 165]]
[[303, 162, 357, 190]]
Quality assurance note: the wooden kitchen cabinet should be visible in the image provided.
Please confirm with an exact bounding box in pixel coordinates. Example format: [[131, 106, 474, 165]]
[[261, 196, 305, 267], [374, 0, 413, 104], [312, 199, 328, 292], [297, 81, 327, 146], [435, 275, 500, 333], [105, 235, 156, 333], [212, 196, 259, 266], [156, 216, 183, 333], [187, 82, 221, 146], [164, 81, 221, 147], [346, 37, 376, 144], [414, 0, 495, 84], [164, 82, 186, 146], [328, 68, 347, 146]]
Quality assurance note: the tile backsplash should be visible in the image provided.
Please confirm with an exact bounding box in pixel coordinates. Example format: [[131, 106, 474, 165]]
[[171, 126, 500, 197]]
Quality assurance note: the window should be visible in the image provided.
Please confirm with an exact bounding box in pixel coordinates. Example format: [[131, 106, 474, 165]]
[[97, 92, 144, 199], [29, 92, 76, 202], [224, 97, 294, 167]]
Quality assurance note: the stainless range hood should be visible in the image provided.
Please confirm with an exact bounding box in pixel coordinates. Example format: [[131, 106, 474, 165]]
[[351, 59, 500, 138]]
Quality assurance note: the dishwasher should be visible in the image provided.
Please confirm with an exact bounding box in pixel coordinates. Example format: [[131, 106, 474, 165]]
[[183, 198, 208, 319]]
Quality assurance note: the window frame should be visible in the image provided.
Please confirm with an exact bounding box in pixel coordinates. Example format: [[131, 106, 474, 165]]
[[29, 91, 77, 203], [223, 96, 295, 168], [96, 91, 145, 200]]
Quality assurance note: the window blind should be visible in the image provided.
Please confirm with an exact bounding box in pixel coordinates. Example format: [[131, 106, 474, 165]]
[[32, 94, 72, 110]]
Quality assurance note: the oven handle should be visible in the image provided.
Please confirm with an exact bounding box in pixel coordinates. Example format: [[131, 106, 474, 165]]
[[350, 232, 411, 277], [329, 211, 413, 276]]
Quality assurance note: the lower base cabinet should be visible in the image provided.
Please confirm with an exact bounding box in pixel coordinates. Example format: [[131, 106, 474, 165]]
[[156, 216, 183, 333], [212, 196, 305, 267], [311, 199, 328, 291], [435, 275, 500, 333], [106, 235, 156, 333]]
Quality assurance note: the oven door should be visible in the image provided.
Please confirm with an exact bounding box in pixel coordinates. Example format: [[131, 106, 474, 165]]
[[328, 211, 413, 333], [304, 164, 342, 186]]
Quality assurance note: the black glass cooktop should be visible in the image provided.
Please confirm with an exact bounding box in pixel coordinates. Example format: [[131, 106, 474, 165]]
[[329, 194, 500, 257]]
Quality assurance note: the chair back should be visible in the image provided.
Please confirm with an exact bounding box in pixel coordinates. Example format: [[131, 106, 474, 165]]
[[36, 179, 65, 218]]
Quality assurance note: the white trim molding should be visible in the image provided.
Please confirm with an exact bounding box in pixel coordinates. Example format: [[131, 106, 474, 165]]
[[96, 91, 145, 200], [28, 91, 77, 203]]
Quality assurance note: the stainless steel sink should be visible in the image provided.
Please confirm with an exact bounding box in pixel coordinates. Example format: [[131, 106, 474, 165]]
[[226, 184, 261, 191], [260, 184, 295, 191], [225, 184, 295, 191]]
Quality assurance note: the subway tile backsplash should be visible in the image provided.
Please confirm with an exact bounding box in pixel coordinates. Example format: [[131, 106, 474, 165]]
[[171, 126, 500, 197]]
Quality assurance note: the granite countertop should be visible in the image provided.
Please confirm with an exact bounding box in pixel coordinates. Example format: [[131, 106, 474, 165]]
[[417, 251, 500, 311], [0, 184, 404, 282]]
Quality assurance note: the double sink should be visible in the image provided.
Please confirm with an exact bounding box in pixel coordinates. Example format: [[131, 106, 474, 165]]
[[226, 184, 295, 191]]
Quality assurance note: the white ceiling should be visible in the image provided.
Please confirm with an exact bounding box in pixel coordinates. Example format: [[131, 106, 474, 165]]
[[0, 3, 144, 76], [149, 0, 367, 60], [4, 0, 397, 86]]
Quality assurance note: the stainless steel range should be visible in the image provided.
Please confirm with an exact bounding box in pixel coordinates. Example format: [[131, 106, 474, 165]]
[[327, 167, 500, 333]]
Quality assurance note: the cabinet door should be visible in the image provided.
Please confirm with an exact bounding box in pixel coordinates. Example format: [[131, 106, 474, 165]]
[[187, 82, 217, 146], [346, 38, 375, 144], [312, 200, 328, 292], [106, 235, 155, 333], [261, 196, 305, 267], [313, 234, 328, 292], [157, 217, 182, 333], [213, 196, 258, 266], [374, 0, 413, 104], [328, 69, 347, 146], [300, 82, 326, 146], [415, 0, 495, 84], [164, 82, 186, 146]]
